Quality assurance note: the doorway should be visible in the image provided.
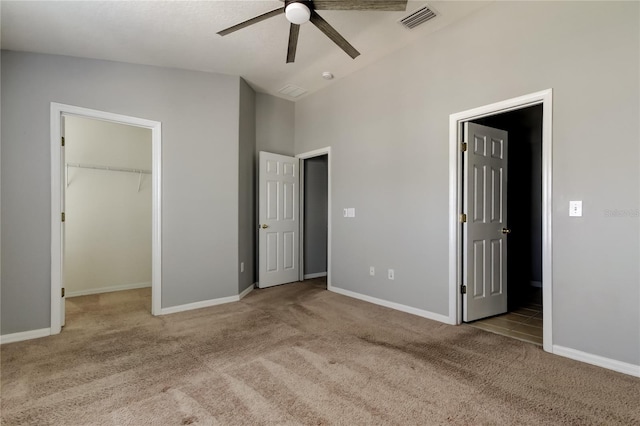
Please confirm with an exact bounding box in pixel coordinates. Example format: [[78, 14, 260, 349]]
[[63, 115, 153, 325], [297, 148, 331, 289], [256, 147, 332, 290], [50, 103, 162, 335], [448, 90, 553, 352], [466, 105, 543, 345], [300, 154, 329, 285]]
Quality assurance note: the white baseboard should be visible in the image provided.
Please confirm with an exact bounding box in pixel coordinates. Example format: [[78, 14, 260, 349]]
[[1, 328, 51, 345], [329, 286, 454, 325], [553, 345, 640, 378], [304, 272, 327, 279], [239, 283, 255, 299], [160, 295, 240, 315], [67, 281, 151, 298], [530, 280, 542, 288]]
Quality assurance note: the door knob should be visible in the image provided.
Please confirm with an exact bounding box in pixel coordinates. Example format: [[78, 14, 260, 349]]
[[261, 224, 269, 229], [502, 228, 511, 234]]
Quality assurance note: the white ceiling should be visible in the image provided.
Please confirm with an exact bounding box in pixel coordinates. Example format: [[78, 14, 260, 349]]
[[1, 0, 490, 100]]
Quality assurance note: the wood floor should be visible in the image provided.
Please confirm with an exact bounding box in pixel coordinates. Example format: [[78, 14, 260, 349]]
[[467, 288, 543, 346]]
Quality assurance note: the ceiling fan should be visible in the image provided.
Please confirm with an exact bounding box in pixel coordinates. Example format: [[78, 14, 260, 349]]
[[217, 0, 409, 63]]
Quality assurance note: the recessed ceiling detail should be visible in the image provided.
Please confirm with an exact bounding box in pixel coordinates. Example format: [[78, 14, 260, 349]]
[[399, 4, 437, 30]]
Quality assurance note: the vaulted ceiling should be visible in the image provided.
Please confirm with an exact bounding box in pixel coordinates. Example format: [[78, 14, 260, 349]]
[[1, 1, 490, 100]]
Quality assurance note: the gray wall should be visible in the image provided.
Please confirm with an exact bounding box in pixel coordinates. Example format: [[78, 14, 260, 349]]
[[256, 93, 294, 155], [304, 155, 328, 276], [238, 79, 256, 292], [294, 1, 639, 365], [1, 52, 242, 334]]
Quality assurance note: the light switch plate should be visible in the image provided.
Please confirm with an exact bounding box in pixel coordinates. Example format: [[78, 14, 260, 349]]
[[348, 208, 355, 217], [343, 208, 348, 218], [569, 200, 582, 217]]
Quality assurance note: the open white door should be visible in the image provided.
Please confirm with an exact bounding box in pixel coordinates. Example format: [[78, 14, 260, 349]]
[[258, 152, 300, 288], [60, 115, 67, 326], [463, 122, 509, 322]]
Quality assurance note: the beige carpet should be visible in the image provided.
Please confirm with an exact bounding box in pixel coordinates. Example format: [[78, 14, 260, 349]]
[[1, 279, 639, 425]]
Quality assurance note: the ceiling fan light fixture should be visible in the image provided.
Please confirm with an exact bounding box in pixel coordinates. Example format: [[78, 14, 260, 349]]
[[285, 2, 311, 25]]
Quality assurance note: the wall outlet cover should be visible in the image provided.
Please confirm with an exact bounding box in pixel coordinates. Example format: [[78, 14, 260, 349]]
[[569, 200, 582, 217]]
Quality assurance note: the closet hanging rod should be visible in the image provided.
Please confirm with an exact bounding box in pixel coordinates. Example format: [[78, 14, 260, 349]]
[[66, 162, 151, 174]]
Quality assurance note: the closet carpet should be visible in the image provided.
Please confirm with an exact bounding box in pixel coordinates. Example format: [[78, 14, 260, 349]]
[[1, 279, 639, 425]]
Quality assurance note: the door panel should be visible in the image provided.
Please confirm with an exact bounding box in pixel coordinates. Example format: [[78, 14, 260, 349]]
[[463, 123, 509, 322], [259, 152, 300, 288]]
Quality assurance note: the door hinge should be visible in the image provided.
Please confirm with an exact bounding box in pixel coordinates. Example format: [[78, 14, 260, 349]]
[[61, 287, 65, 297], [61, 212, 65, 222], [459, 213, 467, 223], [61, 136, 65, 147], [460, 142, 467, 152], [460, 285, 467, 294]]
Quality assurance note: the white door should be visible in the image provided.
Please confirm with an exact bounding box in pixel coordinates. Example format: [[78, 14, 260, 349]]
[[60, 115, 67, 326], [463, 122, 509, 322], [258, 152, 300, 288]]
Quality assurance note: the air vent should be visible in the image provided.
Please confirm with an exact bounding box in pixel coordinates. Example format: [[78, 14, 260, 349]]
[[399, 5, 437, 30], [278, 84, 308, 98]]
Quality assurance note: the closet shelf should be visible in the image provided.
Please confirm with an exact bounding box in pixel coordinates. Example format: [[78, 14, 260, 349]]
[[65, 163, 151, 192], [66, 162, 151, 175]]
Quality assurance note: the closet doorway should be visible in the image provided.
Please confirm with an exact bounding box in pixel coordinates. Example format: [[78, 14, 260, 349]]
[[50, 103, 162, 335], [64, 116, 152, 324]]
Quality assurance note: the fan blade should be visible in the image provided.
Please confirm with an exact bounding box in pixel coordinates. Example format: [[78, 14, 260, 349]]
[[217, 7, 284, 36], [286, 24, 301, 63], [310, 10, 360, 59], [313, 0, 407, 11]]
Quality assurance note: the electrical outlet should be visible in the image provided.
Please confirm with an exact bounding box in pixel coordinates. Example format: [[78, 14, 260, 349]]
[[388, 269, 394, 280], [240, 262, 245, 273], [369, 266, 375, 276]]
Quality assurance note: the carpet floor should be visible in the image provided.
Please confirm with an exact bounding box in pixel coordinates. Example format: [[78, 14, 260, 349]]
[[1, 279, 639, 425]]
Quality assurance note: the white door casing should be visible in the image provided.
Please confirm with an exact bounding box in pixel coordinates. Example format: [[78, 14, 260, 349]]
[[449, 89, 553, 351], [51, 103, 162, 335], [259, 152, 300, 288], [60, 115, 67, 326], [463, 122, 509, 322]]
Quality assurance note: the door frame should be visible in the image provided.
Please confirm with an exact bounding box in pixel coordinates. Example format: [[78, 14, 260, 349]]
[[296, 147, 332, 289], [50, 103, 162, 335], [448, 89, 553, 352]]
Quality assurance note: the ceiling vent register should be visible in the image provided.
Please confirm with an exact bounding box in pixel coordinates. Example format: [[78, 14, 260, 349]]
[[278, 84, 308, 98], [399, 5, 437, 29]]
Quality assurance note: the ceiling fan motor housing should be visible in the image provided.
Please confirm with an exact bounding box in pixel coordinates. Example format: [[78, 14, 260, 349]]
[[285, 1, 312, 25]]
